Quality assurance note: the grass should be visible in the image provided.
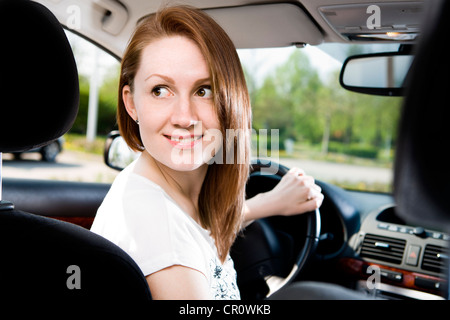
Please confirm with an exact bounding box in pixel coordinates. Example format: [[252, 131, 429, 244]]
[[288, 142, 393, 168], [253, 140, 393, 167], [64, 133, 106, 155], [329, 179, 392, 193]]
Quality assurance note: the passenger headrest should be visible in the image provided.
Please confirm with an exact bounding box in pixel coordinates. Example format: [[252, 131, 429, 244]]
[[394, 0, 450, 230], [0, 0, 79, 153]]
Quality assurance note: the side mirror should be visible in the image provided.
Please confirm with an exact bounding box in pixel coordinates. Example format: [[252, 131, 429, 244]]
[[104, 131, 140, 171], [340, 52, 414, 96]]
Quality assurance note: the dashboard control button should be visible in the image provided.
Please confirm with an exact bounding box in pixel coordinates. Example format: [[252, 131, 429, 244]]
[[364, 266, 403, 282], [413, 227, 427, 238], [398, 226, 411, 234], [431, 232, 443, 240], [414, 277, 444, 291], [388, 225, 399, 232], [406, 245, 421, 266], [381, 269, 403, 282], [377, 223, 388, 230]]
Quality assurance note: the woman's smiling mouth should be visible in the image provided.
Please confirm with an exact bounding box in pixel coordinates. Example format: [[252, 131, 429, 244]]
[[164, 134, 203, 149]]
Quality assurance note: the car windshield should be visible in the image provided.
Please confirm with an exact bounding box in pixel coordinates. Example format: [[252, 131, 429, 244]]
[[2, 31, 402, 193], [239, 42, 402, 193]]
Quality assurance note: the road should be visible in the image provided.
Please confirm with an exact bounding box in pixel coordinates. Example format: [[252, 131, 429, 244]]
[[2, 151, 392, 189], [278, 158, 392, 185], [1, 150, 118, 183]]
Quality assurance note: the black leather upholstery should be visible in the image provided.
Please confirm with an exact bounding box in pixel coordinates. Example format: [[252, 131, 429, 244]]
[[0, 0, 151, 300], [394, 0, 450, 232], [0, 0, 78, 152], [0, 209, 151, 300], [3, 178, 109, 218], [394, 0, 450, 299]]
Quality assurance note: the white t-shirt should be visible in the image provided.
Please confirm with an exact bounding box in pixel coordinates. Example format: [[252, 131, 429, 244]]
[[91, 159, 240, 300]]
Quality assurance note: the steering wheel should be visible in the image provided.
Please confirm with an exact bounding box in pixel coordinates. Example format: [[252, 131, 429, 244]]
[[230, 160, 321, 300]]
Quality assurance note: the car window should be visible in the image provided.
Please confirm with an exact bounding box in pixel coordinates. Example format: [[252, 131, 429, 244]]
[[2, 31, 401, 193], [238, 44, 402, 193]]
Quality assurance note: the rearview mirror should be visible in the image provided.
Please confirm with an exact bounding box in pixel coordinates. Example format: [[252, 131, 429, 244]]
[[104, 131, 140, 171], [340, 52, 413, 96]]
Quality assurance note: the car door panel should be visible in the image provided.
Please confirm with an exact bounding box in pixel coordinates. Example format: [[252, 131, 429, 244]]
[[2, 178, 109, 229]]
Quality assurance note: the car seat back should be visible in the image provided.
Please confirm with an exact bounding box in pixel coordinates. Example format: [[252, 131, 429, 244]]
[[0, 0, 150, 300], [394, 0, 450, 299]]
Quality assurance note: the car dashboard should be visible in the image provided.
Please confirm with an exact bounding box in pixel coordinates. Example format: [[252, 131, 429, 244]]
[[309, 182, 449, 300], [348, 205, 448, 299]]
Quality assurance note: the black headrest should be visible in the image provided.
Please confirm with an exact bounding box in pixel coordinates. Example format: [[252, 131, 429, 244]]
[[394, 0, 450, 230], [0, 0, 79, 153]]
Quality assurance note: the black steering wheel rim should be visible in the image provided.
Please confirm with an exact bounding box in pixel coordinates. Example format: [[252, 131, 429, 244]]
[[231, 159, 321, 299]]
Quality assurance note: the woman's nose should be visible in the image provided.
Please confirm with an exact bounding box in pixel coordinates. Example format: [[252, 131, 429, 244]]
[[170, 95, 198, 128]]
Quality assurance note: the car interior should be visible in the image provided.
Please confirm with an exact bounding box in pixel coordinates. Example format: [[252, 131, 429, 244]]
[[0, 0, 448, 302]]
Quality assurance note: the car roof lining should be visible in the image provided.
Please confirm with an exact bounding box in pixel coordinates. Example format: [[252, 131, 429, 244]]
[[34, 0, 423, 58], [34, 0, 325, 57]]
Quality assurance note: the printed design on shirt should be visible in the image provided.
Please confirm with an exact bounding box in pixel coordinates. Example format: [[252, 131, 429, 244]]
[[209, 256, 240, 300]]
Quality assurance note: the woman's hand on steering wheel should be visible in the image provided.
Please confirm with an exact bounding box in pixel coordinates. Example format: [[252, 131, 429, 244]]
[[234, 162, 323, 299], [245, 167, 324, 222], [269, 167, 324, 216]]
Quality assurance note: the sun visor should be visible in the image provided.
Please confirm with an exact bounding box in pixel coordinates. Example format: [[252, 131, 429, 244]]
[[205, 3, 323, 49]]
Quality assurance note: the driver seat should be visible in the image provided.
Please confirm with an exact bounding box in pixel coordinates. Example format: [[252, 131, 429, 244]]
[[394, 0, 450, 299], [0, 0, 151, 300]]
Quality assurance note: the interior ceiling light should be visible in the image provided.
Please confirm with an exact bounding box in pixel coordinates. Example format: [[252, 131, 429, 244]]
[[350, 32, 418, 41], [319, 2, 423, 43]]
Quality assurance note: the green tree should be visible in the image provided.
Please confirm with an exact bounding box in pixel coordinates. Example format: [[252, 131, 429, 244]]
[[245, 46, 402, 161], [251, 50, 323, 145], [70, 65, 120, 135]]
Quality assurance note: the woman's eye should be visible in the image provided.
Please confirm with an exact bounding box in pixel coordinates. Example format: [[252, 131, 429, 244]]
[[151, 86, 172, 98], [196, 86, 212, 98]]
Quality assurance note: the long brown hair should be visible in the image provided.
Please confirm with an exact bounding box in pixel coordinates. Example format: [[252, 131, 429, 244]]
[[117, 5, 251, 262]]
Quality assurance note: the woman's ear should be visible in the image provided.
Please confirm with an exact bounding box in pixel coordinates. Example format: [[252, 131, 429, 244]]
[[122, 84, 138, 121]]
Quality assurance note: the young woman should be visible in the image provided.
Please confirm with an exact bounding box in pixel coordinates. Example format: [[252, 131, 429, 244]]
[[91, 5, 323, 300]]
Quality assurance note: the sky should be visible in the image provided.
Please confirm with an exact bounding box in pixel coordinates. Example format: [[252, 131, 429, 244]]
[[237, 45, 341, 85], [67, 30, 342, 89]]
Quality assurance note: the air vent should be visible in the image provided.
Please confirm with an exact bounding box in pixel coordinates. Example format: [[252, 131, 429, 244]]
[[360, 234, 406, 264], [422, 245, 448, 274]]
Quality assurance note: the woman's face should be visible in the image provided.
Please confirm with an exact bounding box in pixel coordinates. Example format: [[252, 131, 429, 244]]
[[123, 36, 222, 172]]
